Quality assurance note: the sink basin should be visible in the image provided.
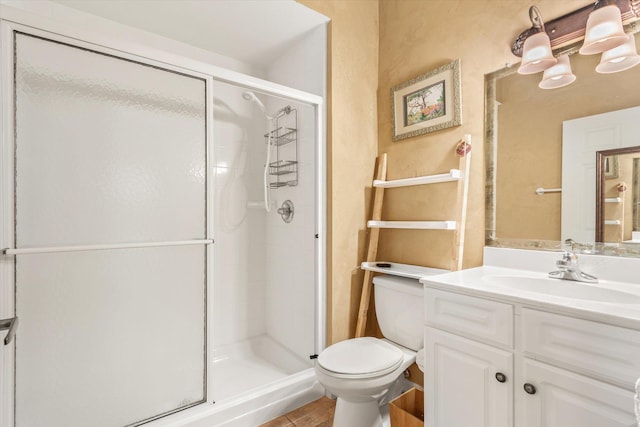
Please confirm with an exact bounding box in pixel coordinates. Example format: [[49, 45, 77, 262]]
[[482, 275, 640, 304]]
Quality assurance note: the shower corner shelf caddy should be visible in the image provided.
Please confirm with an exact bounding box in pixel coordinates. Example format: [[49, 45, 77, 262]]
[[355, 141, 472, 337], [266, 108, 298, 189]]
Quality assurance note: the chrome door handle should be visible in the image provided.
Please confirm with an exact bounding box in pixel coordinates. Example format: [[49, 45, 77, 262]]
[[0, 316, 18, 345]]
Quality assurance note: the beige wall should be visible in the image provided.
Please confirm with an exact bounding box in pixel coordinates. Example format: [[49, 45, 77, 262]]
[[297, 0, 380, 345], [297, 0, 613, 344], [377, 0, 598, 270]]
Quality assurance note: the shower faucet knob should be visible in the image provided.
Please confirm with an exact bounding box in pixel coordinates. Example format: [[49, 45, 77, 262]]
[[277, 200, 294, 223]]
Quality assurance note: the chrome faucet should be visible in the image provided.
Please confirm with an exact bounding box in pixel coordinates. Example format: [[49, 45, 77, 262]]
[[548, 239, 598, 283]]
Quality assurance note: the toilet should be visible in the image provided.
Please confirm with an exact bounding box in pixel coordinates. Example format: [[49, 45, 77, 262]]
[[315, 275, 424, 427]]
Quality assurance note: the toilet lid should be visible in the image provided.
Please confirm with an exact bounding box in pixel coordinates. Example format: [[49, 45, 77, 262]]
[[317, 337, 404, 377]]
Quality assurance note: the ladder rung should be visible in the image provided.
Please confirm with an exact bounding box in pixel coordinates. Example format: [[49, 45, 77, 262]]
[[367, 220, 456, 230], [373, 169, 460, 188]]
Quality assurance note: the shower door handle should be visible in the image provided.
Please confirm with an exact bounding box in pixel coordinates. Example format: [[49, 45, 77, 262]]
[[0, 316, 18, 345]]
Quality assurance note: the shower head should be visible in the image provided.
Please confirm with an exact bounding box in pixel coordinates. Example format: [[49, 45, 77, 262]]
[[242, 91, 292, 121], [242, 91, 270, 117], [275, 105, 292, 119]]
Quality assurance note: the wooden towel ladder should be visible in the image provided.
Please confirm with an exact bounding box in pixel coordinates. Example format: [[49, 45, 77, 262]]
[[355, 138, 471, 337]]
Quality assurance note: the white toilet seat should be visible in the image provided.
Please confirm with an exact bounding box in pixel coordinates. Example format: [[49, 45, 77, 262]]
[[317, 337, 404, 379]]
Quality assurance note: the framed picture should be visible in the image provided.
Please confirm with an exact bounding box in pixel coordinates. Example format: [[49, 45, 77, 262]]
[[391, 59, 461, 141]]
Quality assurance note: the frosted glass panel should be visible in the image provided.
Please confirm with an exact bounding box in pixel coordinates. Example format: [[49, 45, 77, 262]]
[[12, 32, 208, 426], [15, 246, 206, 426], [14, 33, 206, 247]]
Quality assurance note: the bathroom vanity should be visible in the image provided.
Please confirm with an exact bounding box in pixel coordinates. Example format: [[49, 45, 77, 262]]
[[421, 248, 640, 427]]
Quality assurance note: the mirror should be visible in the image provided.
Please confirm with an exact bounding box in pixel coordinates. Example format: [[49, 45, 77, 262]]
[[485, 27, 640, 256], [561, 107, 640, 246], [596, 147, 640, 243]]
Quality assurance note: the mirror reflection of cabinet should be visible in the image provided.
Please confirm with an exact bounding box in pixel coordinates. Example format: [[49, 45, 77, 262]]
[[596, 147, 640, 243]]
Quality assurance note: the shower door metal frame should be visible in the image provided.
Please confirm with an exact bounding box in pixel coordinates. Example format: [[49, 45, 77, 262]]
[[0, 3, 326, 426], [0, 20, 215, 427], [0, 17, 14, 424]]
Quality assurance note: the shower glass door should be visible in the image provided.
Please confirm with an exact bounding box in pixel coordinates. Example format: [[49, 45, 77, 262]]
[[4, 30, 208, 426]]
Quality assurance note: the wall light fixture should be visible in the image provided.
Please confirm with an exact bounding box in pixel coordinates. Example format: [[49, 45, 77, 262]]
[[518, 6, 557, 74], [595, 33, 640, 72], [512, 0, 640, 86], [539, 55, 577, 89], [580, 2, 629, 54]]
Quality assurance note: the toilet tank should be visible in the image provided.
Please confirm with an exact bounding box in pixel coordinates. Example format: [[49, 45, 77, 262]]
[[373, 275, 424, 351]]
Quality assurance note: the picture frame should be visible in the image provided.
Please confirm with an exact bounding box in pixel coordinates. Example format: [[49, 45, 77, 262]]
[[391, 59, 461, 141]]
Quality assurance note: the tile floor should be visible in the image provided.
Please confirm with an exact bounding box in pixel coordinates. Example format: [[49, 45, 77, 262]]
[[259, 397, 336, 427]]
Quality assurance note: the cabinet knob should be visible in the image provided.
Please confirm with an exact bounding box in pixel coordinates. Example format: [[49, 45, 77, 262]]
[[495, 372, 507, 383], [523, 383, 537, 395]]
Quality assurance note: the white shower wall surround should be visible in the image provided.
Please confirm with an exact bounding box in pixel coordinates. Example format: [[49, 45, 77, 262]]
[[265, 105, 317, 361], [0, 2, 327, 427], [211, 80, 317, 400]]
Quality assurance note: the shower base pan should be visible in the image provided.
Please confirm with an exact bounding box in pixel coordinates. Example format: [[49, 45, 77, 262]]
[[151, 335, 322, 427]]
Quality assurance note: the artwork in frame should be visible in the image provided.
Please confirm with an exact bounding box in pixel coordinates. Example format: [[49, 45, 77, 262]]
[[391, 59, 462, 141]]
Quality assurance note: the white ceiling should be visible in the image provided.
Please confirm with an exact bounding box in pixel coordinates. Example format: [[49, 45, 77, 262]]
[[51, 0, 329, 66]]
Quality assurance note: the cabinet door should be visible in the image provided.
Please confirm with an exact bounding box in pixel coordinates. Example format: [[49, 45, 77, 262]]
[[425, 327, 513, 427], [517, 359, 636, 427]]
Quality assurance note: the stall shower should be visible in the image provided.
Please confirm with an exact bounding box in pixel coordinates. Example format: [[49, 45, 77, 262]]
[[210, 81, 318, 406], [0, 16, 325, 427]]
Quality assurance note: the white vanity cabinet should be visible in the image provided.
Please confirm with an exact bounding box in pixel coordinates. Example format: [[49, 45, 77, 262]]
[[424, 327, 513, 427], [423, 287, 639, 427], [518, 359, 636, 427]]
